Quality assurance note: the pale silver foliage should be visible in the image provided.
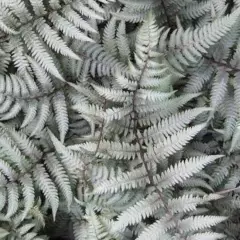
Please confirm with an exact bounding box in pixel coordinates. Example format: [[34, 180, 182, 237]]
[[0, 0, 240, 240], [70, 10, 234, 240]]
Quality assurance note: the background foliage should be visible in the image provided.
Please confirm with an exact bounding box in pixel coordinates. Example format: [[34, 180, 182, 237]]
[[1, 0, 240, 239]]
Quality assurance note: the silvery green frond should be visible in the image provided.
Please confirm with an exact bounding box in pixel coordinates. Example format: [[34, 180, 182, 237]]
[[168, 194, 223, 214], [21, 27, 64, 80], [113, 192, 162, 230], [179, 216, 227, 233], [223, 92, 238, 141], [229, 123, 240, 152], [20, 174, 35, 219], [35, 18, 80, 60], [117, 21, 130, 62], [93, 167, 148, 194], [160, 9, 240, 72], [210, 157, 234, 187], [112, 0, 190, 24], [155, 155, 222, 190], [4, 126, 42, 160], [180, 177, 214, 192], [186, 232, 225, 240], [92, 84, 133, 103], [0, 125, 78, 226], [138, 93, 202, 126], [180, 1, 212, 20], [103, 17, 118, 55], [0, 0, 106, 77], [30, 97, 50, 136], [52, 91, 69, 143], [223, 168, 240, 189], [76, 42, 128, 77], [33, 164, 59, 220], [45, 153, 73, 210], [136, 93, 202, 115], [96, 140, 140, 160], [0, 159, 18, 181], [135, 216, 175, 240], [85, 209, 119, 240], [6, 182, 19, 218], [146, 124, 206, 162], [48, 129, 84, 179], [184, 63, 214, 93], [210, 68, 229, 110], [143, 107, 211, 143]]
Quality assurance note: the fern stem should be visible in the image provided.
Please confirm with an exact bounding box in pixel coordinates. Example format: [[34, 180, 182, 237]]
[[204, 56, 240, 74]]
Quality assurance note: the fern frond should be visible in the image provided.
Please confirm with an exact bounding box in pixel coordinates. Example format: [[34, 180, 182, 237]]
[[168, 194, 223, 214], [86, 209, 117, 240], [187, 232, 225, 240], [52, 91, 69, 143], [144, 108, 211, 142], [20, 174, 35, 219], [49, 12, 94, 43], [147, 124, 206, 162], [179, 216, 227, 233], [35, 18, 80, 60], [117, 21, 130, 62], [93, 84, 133, 102], [181, 1, 212, 20], [45, 153, 73, 210], [103, 17, 117, 55], [93, 167, 148, 194], [113, 193, 162, 230], [210, 68, 228, 110], [160, 9, 240, 71], [136, 216, 175, 240], [33, 164, 59, 220], [6, 183, 19, 218], [155, 155, 223, 190], [223, 93, 238, 140], [30, 97, 50, 136], [21, 27, 63, 80]]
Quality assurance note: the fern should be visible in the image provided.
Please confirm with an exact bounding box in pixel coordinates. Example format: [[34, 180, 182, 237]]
[[1, 0, 240, 239], [70, 13, 229, 240]]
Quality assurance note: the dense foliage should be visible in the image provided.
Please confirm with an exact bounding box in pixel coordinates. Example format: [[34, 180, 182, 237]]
[[1, 0, 240, 239]]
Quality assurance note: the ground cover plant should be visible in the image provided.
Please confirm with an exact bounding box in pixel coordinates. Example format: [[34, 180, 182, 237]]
[[1, 0, 240, 239]]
